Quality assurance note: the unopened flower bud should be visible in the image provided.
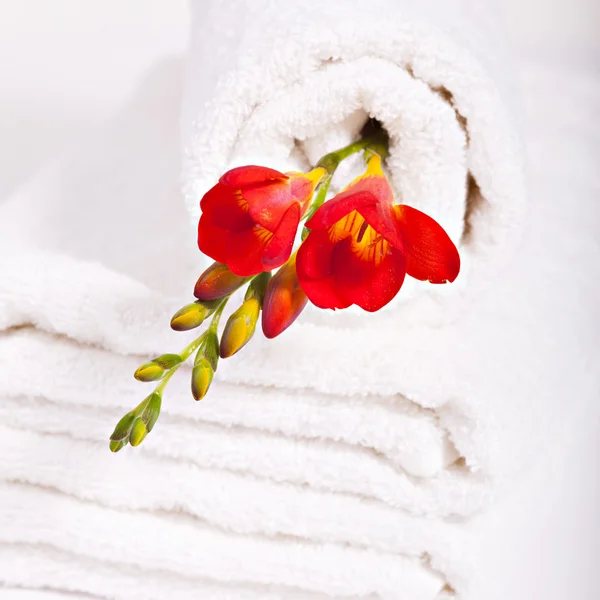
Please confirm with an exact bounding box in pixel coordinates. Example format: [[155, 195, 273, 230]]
[[170, 300, 217, 332], [109, 439, 127, 453], [129, 417, 148, 446], [220, 297, 260, 358], [194, 262, 248, 301], [134, 362, 165, 382], [200, 331, 220, 371], [262, 254, 308, 338], [151, 354, 182, 370], [191, 357, 214, 401], [110, 412, 136, 442], [141, 392, 162, 432]]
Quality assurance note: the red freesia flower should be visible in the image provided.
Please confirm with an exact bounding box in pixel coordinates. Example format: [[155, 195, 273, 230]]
[[296, 155, 460, 312], [198, 166, 324, 277]]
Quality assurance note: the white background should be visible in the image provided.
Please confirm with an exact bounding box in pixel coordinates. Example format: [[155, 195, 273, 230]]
[[0, 0, 189, 199]]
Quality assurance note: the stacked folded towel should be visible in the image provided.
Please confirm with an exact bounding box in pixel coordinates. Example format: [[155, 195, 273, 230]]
[[0, 1, 598, 599]]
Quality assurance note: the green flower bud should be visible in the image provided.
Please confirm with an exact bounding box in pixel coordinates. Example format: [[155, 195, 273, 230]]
[[110, 412, 136, 442], [191, 357, 214, 401], [129, 417, 148, 446], [200, 330, 220, 371], [109, 439, 127, 453], [141, 392, 162, 432], [220, 297, 260, 358], [170, 300, 220, 331], [151, 353, 182, 370], [170, 302, 206, 331], [134, 362, 165, 382]]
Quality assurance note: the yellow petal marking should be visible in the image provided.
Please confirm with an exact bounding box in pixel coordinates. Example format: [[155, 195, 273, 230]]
[[329, 209, 389, 265]]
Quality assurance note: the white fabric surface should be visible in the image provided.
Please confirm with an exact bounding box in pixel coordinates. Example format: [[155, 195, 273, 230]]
[[0, 2, 598, 600], [183, 0, 525, 313]]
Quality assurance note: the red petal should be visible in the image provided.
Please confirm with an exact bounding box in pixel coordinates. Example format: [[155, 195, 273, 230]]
[[332, 238, 407, 312], [199, 224, 271, 277], [244, 179, 294, 230], [297, 274, 351, 310], [243, 171, 321, 231], [309, 155, 393, 230], [289, 172, 322, 216], [220, 165, 288, 188], [343, 172, 394, 206], [263, 203, 300, 269], [225, 226, 273, 276], [305, 191, 378, 230], [261, 256, 308, 338], [358, 202, 404, 250], [200, 183, 254, 231], [394, 205, 460, 283], [296, 231, 350, 310], [199, 218, 267, 276], [296, 229, 334, 280], [342, 169, 400, 245], [198, 216, 231, 265]]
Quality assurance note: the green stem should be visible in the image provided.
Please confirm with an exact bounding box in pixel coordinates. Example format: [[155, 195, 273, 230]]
[[154, 295, 229, 394], [316, 139, 372, 175], [154, 334, 204, 394], [304, 140, 368, 222], [302, 172, 334, 229], [112, 290, 242, 449], [208, 296, 229, 334]]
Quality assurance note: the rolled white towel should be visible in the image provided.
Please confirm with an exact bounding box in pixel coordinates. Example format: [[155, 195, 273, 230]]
[[182, 0, 525, 317]]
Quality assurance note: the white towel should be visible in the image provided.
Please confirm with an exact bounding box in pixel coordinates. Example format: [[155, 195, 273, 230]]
[[0, 5, 598, 600], [182, 0, 525, 313]]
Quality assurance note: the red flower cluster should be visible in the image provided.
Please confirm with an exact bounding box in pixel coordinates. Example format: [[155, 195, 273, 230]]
[[109, 150, 463, 453], [197, 154, 460, 336]]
